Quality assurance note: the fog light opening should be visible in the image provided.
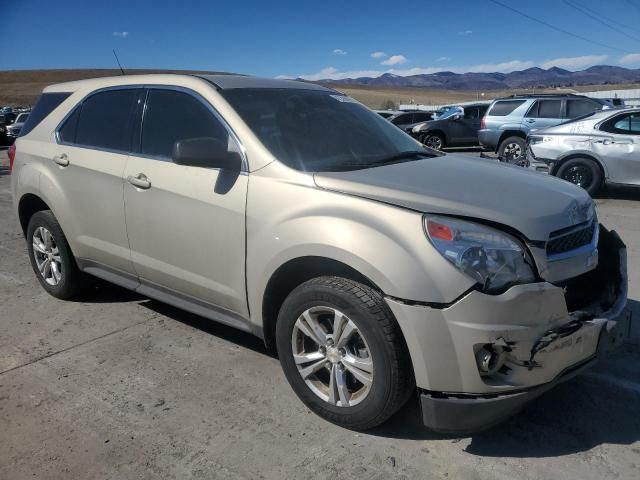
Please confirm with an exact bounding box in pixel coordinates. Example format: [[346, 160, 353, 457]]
[[475, 344, 506, 377]]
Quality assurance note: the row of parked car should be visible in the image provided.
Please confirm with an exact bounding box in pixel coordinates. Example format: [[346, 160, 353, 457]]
[[0, 106, 31, 145], [378, 93, 638, 194]]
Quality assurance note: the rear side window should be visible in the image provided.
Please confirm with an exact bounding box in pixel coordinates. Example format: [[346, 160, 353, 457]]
[[527, 100, 562, 119], [487, 100, 525, 116], [58, 107, 80, 144], [19, 92, 71, 137], [566, 99, 598, 119], [140, 89, 229, 159], [74, 89, 138, 152], [602, 113, 640, 134], [413, 113, 431, 122], [391, 113, 413, 125]]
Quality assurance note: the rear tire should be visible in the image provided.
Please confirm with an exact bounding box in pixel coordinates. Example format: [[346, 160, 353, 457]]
[[498, 136, 526, 164], [555, 157, 602, 195], [276, 276, 413, 430], [26, 210, 82, 299]]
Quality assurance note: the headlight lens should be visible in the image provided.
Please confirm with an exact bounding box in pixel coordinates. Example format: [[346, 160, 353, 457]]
[[425, 216, 536, 293], [528, 135, 553, 145]]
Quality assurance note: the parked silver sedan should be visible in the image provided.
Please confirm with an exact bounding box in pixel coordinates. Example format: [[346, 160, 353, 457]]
[[528, 108, 640, 194]]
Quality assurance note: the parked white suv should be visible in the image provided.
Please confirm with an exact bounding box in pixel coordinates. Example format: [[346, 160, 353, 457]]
[[10, 74, 627, 433]]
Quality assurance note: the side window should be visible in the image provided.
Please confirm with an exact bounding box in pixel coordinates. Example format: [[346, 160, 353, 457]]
[[58, 107, 81, 144], [21, 92, 71, 137], [74, 89, 138, 151], [141, 89, 230, 160], [566, 99, 598, 119], [487, 100, 525, 116], [413, 113, 431, 122], [392, 113, 412, 125], [528, 100, 562, 119], [463, 107, 478, 120], [602, 113, 640, 135]]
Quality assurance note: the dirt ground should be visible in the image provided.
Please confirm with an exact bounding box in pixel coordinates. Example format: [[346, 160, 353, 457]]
[[0, 148, 639, 479]]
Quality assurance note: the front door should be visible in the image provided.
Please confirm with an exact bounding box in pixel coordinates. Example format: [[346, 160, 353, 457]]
[[123, 88, 249, 316]]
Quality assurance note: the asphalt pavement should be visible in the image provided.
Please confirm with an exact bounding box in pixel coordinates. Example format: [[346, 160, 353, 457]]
[[1, 149, 639, 480]]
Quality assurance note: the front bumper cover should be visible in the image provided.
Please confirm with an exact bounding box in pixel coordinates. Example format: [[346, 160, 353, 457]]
[[387, 227, 627, 433]]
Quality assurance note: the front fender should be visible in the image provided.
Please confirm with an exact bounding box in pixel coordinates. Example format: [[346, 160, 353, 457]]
[[245, 165, 475, 329]]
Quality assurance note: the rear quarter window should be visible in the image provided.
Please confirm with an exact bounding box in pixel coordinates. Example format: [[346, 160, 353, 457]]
[[19, 92, 71, 137], [487, 100, 526, 116]]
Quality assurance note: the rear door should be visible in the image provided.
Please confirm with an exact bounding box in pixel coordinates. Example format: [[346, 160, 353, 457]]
[[51, 87, 141, 275], [123, 87, 249, 316], [523, 99, 563, 132], [595, 112, 640, 185]]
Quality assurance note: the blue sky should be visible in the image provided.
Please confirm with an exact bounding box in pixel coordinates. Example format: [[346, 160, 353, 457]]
[[4, 0, 640, 79]]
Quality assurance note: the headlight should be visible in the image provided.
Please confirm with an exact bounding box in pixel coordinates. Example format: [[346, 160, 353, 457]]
[[528, 135, 553, 145], [425, 216, 536, 293], [412, 125, 423, 133]]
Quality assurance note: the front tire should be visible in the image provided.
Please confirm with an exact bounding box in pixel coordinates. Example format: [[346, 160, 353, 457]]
[[26, 210, 82, 299], [555, 157, 602, 195], [421, 132, 445, 150], [276, 276, 413, 430]]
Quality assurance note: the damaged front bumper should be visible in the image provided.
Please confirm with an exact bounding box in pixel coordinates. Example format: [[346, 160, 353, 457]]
[[386, 227, 627, 434]]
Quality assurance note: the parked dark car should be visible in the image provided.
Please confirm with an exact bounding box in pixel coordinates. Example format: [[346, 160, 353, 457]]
[[387, 111, 434, 132], [410, 104, 489, 149], [0, 112, 18, 144]]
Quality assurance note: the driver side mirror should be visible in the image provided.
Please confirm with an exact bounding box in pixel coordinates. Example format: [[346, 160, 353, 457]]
[[172, 137, 242, 171]]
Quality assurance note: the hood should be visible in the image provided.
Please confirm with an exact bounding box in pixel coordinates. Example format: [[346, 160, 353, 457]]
[[313, 154, 592, 241]]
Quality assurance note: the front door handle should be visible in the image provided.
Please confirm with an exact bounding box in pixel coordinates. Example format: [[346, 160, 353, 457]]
[[53, 153, 69, 167], [127, 173, 151, 190], [526, 118, 536, 123]]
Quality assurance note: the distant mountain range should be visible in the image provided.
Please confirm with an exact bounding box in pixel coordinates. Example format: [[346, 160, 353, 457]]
[[318, 65, 640, 91]]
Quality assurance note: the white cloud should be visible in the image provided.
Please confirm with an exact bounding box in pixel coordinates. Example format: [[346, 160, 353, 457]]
[[540, 55, 608, 70], [619, 53, 640, 64], [381, 55, 407, 66], [436, 56, 451, 62], [458, 30, 473, 35], [284, 54, 610, 81], [332, 48, 347, 55], [371, 51, 387, 59], [112, 31, 129, 38]]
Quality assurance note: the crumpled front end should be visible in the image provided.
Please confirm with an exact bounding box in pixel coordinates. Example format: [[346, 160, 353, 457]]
[[387, 226, 627, 433]]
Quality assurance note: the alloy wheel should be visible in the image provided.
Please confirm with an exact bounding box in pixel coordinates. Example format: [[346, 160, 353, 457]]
[[503, 142, 523, 162], [424, 135, 443, 150], [32, 226, 63, 286], [291, 306, 374, 407]]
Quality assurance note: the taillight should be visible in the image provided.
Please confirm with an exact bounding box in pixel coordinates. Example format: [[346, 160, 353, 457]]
[[480, 116, 486, 129], [8, 143, 16, 174]]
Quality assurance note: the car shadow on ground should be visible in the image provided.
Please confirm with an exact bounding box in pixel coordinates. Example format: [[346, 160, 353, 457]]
[[80, 280, 640, 457], [596, 185, 640, 201]]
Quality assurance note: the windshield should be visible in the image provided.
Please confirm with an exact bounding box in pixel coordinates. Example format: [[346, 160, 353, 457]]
[[220, 88, 435, 172], [438, 106, 464, 120], [16, 114, 29, 123]]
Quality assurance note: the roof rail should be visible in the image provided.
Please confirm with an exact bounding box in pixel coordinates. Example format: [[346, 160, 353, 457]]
[[501, 93, 586, 99]]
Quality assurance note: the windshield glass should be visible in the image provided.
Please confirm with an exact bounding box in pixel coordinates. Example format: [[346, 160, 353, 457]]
[[17, 114, 29, 123], [438, 106, 464, 120], [221, 88, 435, 172]]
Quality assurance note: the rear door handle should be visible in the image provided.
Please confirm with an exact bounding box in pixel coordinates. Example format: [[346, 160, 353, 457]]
[[593, 139, 612, 145], [526, 118, 536, 123], [127, 173, 151, 190], [53, 153, 69, 167]]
